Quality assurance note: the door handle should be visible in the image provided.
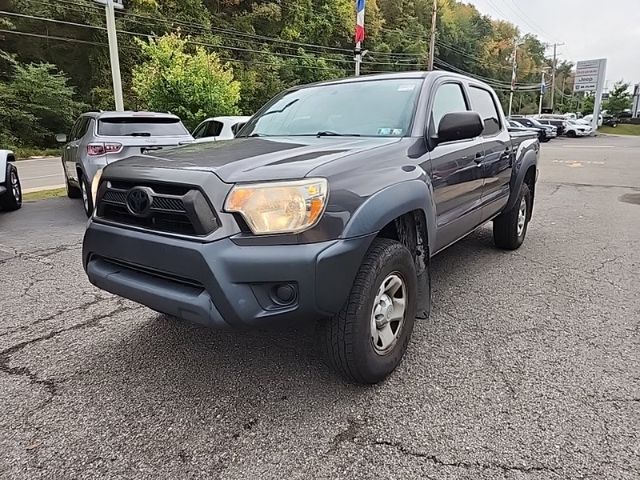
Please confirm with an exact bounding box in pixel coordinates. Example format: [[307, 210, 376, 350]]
[[474, 152, 483, 164]]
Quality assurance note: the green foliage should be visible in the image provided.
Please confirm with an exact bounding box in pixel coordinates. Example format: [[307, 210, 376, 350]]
[[0, 58, 85, 148], [132, 34, 241, 129], [603, 81, 632, 114], [4, 0, 563, 144]]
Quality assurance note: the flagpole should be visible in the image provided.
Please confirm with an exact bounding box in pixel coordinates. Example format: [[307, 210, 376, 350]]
[[355, 0, 365, 76]]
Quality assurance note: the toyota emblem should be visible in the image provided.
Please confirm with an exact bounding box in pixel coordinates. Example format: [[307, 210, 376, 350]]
[[126, 187, 152, 216]]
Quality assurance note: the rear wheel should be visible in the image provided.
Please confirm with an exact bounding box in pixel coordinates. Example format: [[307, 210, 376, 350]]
[[321, 238, 418, 384], [493, 183, 531, 250], [79, 173, 93, 217], [0, 164, 22, 211]]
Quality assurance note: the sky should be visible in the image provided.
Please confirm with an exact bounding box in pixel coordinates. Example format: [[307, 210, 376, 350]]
[[464, 0, 640, 90]]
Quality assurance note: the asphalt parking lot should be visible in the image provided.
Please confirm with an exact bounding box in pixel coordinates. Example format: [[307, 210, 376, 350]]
[[1, 135, 638, 479]]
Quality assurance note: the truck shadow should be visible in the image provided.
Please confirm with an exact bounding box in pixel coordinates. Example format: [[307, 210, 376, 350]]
[[96, 225, 502, 394]]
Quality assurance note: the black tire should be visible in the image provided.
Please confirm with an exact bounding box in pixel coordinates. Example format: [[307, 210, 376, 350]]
[[567, 130, 577, 138], [493, 183, 531, 250], [0, 164, 22, 211], [321, 238, 418, 384], [65, 174, 82, 199], [79, 173, 94, 217]]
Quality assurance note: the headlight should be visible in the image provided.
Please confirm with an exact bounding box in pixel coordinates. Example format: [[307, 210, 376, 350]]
[[91, 168, 103, 207], [225, 178, 328, 235]]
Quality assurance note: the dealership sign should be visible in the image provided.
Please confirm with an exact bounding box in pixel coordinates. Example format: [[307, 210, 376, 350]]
[[574, 59, 607, 92]]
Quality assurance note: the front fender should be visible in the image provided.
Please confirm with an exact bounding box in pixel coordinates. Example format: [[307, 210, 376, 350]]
[[341, 178, 437, 254], [0, 150, 15, 183], [505, 139, 538, 212]]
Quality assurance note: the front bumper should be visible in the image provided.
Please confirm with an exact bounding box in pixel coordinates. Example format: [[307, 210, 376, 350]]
[[83, 221, 375, 328]]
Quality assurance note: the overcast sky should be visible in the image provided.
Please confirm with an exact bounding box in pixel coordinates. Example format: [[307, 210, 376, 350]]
[[464, 0, 640, 90]]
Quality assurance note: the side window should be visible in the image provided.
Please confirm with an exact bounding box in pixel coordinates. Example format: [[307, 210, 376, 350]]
[[69, 118, 82, 140], [73, 118, 90, 140], [431, 83, 468, 132], [231, 122, 246, 136], [193, 122, 207, 139], [206, 121, 224, 137], [468, 86, 501, 136]]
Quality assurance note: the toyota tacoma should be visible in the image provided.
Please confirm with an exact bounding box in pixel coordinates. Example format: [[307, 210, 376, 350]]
[[82, 72, 539, 384]]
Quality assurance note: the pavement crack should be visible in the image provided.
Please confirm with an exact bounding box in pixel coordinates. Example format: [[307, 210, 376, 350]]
[[329, 417, 363, 452], [0, 302, 141, 397], [372, 439, 559, 475]]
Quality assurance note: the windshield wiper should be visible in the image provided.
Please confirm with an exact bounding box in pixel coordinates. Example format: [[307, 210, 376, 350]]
[[316, 131, 362, 137], [126, 132, 152, 137]]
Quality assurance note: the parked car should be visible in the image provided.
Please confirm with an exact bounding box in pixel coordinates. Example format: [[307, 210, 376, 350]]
[[536, 118, 566, 135], [582, 114, 603, 127], [82, 72, 539, 384], [512, 117, 557, 141], [192, 116, 252, 143], [564, 119, 593, 137], [0, 150, 21, 211], [57, 112, 193, 217], [509, 119, 550, 142], [603, 115, 619, 127]]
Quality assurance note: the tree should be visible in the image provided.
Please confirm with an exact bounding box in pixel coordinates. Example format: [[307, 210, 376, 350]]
[[604, 81, 631, 114], [0, 58, 85, 148], [132, 34, 241, 129]]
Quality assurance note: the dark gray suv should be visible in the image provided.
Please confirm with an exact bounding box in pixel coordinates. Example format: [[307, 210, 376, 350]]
[[57, 111, 193, 216]]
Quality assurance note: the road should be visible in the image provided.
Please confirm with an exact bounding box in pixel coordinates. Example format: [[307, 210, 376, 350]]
[[16, 157, 65, 193], [1, 136, 638, 479]]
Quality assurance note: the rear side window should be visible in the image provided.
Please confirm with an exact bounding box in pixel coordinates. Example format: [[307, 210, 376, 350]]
[[431, 83, 468, 131], [469, 87, 501, 136], [98, 117, 189, 136], [72, 117, 91, 140], [193, 120, 224, 138]]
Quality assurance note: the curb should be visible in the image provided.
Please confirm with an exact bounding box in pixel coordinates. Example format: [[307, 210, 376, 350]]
[[23, 184, 66, 194]]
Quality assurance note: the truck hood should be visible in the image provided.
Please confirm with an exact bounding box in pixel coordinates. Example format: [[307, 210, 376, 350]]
[[109, 136, 402, 183]]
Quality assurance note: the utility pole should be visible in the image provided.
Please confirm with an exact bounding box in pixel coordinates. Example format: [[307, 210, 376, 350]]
[[354, 0, 365, 76], [96, 0, 124, 111], [427, 0, 437, 70], [538, 71, 546, 115], [508, 38, 520, 117], [549, 42, 565, 112]]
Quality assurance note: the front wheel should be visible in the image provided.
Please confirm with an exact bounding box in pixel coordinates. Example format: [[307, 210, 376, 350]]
[[567, 130, 577, 138], [0, 164, 22, 211], [493, 183, 531, 250], [321, 238, 418, 384]]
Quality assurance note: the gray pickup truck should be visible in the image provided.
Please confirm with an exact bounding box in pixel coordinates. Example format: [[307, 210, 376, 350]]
[[82, 72, 539, 384]]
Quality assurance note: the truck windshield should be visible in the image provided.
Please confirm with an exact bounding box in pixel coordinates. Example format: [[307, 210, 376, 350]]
[[98, 117, 189, 136], [239, 78, 423, 138]]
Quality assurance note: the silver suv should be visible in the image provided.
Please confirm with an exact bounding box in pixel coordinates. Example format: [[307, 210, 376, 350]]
[[57, 111, 193, 216]]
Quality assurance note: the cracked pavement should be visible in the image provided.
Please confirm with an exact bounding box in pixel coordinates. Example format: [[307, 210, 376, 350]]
[[0, 135, 639, 479]]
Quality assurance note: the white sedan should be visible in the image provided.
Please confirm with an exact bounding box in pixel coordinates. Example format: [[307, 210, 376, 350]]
[[192, 116, 251, 143]]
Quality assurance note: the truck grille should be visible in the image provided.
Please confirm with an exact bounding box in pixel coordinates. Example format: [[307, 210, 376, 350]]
[[96, 181, 219, 237]]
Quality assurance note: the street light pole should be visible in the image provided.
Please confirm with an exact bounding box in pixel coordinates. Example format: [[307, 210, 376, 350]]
[[96, 0, 124, 111], [549, 42, 565, 112], [427, 0, 437, 70]]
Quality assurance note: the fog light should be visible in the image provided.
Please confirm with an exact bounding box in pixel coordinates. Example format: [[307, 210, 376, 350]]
[[273, 283, 296, 305]]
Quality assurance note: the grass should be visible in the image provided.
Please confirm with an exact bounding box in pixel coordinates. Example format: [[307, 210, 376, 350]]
[[12, 147, 61, 159], [600, 124, 640, 136], [23, 188, 66, 202]]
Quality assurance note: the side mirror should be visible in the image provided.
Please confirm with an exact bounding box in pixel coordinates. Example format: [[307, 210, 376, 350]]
[[436, 112, 484, 144], [55, 133, 67, 143]]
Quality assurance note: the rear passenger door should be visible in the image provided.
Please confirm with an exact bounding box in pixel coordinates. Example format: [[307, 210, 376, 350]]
[[467, 85, 512, 219], [426, 81, 486, 253]]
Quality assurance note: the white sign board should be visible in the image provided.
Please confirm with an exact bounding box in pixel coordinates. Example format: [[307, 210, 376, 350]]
[[574, 59, 607, 92]]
